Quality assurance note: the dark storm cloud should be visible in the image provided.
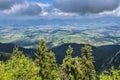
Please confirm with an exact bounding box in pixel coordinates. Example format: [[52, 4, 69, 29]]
[[0, 0, 42, 16], [16, 4, 42, 16], [0, 0, 26, 10], [54, 0, 120, 14]]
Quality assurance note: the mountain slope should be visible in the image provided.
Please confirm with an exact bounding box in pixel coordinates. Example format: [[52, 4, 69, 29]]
[[0, 43, 36, 60], [51, 43, 120, 71], [0, 42, 120, 71]]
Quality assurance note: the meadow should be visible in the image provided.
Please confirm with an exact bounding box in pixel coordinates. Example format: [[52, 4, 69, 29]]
[[0, 17, 120, 48]]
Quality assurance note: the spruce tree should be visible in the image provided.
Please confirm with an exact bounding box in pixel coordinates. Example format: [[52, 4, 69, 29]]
[[35, 39, 51, 80], [6, 47, 40, 80], [73, 56, 84, 80], [81, 45, 96, 80], [61, 45, 76, 80], [48, 51, 60, 80]]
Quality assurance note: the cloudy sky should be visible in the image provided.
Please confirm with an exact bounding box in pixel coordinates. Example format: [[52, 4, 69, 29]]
[[0, 0, 120, 18]]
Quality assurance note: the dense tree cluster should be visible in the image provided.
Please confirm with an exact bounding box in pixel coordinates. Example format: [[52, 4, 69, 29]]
[[0, 39, 119, 80], [99, 67, 120, 80]]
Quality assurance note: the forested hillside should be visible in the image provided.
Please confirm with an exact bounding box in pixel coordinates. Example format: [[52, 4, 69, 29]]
[[0, 42, 120, 71], [0, 39, 120, 80]]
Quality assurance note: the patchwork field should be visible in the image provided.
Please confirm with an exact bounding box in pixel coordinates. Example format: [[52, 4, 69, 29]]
[[0, 18, 120, 48]]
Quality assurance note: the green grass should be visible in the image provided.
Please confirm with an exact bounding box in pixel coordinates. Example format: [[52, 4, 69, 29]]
[[0, 26, 120, 48]]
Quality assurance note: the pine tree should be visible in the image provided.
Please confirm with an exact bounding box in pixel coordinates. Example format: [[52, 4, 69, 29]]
[[48, 51, 60, 80], [5, 47, 40, 80], [73, 56, 84, 80], [61, 45, 76, 80], [81, 45, 96, 80], [35, 39, 51, 80]]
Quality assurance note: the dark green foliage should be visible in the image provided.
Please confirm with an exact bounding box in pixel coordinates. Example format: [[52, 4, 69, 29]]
[[35, 39, 50, 80], [81, 45, 96, 80], [61, 45, 75, 80], [35, 39, 60, 80], [0, 52, 10, 61], [47, 51, 60, 80], [61, 45, 83, 80], [99, 67, 120, 80], [0, 47, 41, 80], [0, 61, 5, 79]]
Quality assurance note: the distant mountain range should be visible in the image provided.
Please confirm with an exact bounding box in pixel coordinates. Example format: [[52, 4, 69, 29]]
[[0, 42, 120, 72]]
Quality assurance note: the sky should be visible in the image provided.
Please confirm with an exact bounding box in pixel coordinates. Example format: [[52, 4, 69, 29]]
[[0, 0, 120, 19]]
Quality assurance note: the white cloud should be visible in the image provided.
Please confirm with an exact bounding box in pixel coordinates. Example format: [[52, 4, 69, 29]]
[[0, 0, 26, 10], [3, 3, 26, 15], [2, 1, 42, 16], [52, 9, 78, 16], [38, 3, 52, 16], [37, 3, 51, 8], [40, 11, 49, 16], [99, 6, 120, 16]]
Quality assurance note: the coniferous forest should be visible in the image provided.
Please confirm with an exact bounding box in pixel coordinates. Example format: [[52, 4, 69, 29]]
[[0, 39, 120, 80]]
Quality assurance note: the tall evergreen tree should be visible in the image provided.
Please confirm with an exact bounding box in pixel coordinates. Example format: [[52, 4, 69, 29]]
[[81, 45, 96, 80], [5, 47, 40, 80], [35, 39, 50, 80], [48, 51, 60, 80], [73, 56, 84, 80], [35, 39, 60, 80], [61, 45, 78, 80]]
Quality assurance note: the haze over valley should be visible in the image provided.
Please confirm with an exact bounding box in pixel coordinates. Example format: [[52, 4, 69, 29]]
[[0, 17, 120, 48]]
